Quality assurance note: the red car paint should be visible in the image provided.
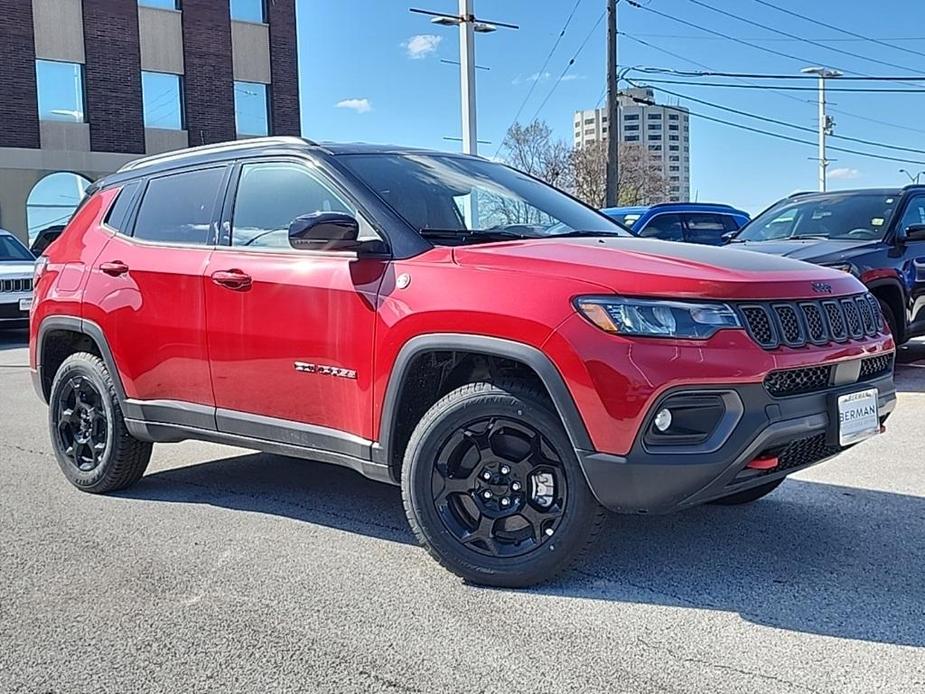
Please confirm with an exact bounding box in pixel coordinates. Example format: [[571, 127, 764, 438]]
[[31, 189, 895, 458]]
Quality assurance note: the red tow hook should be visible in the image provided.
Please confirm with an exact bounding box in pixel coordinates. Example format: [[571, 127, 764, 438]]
[[746, 455, 779, 471]]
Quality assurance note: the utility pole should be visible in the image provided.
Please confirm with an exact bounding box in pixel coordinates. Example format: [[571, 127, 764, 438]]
[[604, 0, 620, 207], [411, 3, 517, 156], [900, 169, 925, 185], [802, 66, 842, 192]]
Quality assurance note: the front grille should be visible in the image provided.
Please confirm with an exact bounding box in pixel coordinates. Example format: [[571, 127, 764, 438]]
[[0, 303, 27, 319], [0, 278, 32, 293], [772, 433, 843, 473], [738, 292, 881, 350], [860, 353, 894, 380], [764, 365, 832, 397]]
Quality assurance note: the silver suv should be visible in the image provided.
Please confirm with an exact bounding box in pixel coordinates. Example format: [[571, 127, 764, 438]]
[[0, 229, 34, 329]]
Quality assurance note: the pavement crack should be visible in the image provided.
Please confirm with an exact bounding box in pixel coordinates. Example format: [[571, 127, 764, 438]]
[[634, 635, 828, 694]]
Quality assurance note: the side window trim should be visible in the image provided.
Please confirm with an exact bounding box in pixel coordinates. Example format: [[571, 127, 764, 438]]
[[124, 163, 232, 247], [218, 155, 384, 253]]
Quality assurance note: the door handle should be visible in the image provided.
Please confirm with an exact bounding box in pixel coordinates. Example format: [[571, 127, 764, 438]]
[[211, 269, 252, 291], [99, 261, 129, 277]]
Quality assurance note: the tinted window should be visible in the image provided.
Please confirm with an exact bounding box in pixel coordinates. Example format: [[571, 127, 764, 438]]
[[105, 182, 140, 232], [0, 235, 34, 262], [133, 168, 224, 245], [739, 193, 898, 242], [231, 162, 355, 248], [683, 213, 727, 244], [897, 195, 925, 232], [639, 214, 683, 241]]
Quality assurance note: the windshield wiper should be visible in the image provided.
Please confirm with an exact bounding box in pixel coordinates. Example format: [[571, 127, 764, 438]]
[[787, 235, 832, 240], [419, 228, 531, 243], [548, 230, 625, 238]]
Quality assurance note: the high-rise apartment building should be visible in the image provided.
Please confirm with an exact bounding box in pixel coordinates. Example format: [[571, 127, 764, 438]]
[[0, 0, 300, 243], [574, 87, 691, 203]]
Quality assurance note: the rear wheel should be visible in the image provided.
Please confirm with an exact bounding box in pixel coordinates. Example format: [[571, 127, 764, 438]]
[[49, 353, 152, 493], [710, 478, 783, 505], [401, 380, 603, 588]]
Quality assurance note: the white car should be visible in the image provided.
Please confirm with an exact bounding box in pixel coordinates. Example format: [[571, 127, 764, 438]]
[[0, 229, 35, 329]]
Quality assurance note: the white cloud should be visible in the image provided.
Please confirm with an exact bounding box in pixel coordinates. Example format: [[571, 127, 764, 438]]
[[561, 74, 586, 82], [336, 98, 372, 114], [403, 34, 442, 59], [827, 167, 861, 180]]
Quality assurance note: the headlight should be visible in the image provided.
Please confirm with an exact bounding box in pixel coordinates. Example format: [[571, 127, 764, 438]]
[[575, 296, 742, 339], [824, 262, 858, 277]]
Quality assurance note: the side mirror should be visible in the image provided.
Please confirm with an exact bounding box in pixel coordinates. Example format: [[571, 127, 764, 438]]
[[288, 212, 360, 251], [721, 231, 737, 244], [899, 223, 925, 243]]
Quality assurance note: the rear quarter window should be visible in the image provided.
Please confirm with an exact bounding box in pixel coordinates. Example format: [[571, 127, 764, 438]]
[[104, 181, 141, 233]]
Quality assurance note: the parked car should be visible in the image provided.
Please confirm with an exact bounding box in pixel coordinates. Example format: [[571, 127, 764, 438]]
[[0, 228, 35, 330], [728, 187, 925, 344], [602, 202, 750, 245], [30, 138, 896, 587], [30, 224, 66, 257]]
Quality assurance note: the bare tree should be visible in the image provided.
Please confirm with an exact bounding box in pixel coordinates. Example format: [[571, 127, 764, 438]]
[[572, 140, 669, 208]]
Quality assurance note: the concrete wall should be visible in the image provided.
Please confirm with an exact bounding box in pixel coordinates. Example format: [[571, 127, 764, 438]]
[[231, 20, 270, 84], [40, 122, 91, 152], [0, 147, 136, 242], [32, 0, 84, 63], [139, 6, 184, 75], [145, 128, 189, 155]]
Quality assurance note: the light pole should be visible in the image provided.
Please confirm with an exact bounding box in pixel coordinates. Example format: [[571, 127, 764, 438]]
[[802, 66, 842, 192], [411, 3, 517, 156], [899, 169, 925, 184]]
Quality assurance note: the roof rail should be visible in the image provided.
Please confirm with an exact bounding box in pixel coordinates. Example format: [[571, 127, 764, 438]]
[[118, 136, 314, 173], [786, 190, 816, 199], [647, 201, 739, 211]]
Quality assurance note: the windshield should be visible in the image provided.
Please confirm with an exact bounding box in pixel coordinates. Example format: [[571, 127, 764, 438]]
[[339, 153, 630, 242], [0, 234, 34, 262], [737, 193, 899, 242]]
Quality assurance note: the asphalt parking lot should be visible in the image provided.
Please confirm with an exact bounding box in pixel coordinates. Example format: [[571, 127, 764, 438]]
[[0, 330, 922, 694]]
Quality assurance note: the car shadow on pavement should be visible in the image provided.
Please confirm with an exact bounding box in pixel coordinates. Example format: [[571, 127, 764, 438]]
[[125, 452, 924, 648], [0, 329, 28, 352]]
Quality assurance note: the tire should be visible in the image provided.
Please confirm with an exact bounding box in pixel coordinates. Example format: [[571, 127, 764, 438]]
[[878, 299, 903, 345], [48, 352, 153, 494], [401, 380, 604, 588], [710, 478, 783, 505]]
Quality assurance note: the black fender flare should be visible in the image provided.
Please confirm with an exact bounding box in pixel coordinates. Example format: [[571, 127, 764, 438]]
[[35, 315, 127, 403], [373, 334, 594, 469]]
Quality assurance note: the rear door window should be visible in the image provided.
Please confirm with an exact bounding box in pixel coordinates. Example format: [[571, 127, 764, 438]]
[[683, 213, 728, 244], [639, 213, 684, 241], [132, 167, 226, 245]]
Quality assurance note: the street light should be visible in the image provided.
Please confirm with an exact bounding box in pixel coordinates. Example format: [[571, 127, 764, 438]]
[[802, 66, 843, 192], [899, 169, 925, 184]]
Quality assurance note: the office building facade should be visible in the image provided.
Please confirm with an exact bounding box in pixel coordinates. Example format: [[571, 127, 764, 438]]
[[0, 0, 300, 243], [574, 87, 691, 203]]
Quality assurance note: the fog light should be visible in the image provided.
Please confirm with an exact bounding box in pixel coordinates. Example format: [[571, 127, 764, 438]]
[[654, 408, 673, 432]]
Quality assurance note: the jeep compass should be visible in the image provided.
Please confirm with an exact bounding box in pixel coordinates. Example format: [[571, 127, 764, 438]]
[[30, 138, 896, 587]]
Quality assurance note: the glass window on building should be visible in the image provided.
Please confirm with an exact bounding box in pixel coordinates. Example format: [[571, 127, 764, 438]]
[[648, 113, 662, 120], [142, 71, 184, 130], [138, 0, 179, 8], [35, 60, 85, 122], [235, 81, 270, 137], [26, 172, 92, 243], [231, 0, 266, 22]]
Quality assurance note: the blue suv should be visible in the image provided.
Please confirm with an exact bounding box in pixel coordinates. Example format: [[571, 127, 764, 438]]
[[602, 203, 750, 245]]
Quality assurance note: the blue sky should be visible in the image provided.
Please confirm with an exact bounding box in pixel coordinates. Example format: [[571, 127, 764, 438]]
[[296, 0, 925, 213]]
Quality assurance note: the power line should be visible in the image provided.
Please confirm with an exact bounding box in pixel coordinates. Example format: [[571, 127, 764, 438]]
[[495, 0, 584, 156], [750, 0, 925, 62], [633, 67, 925, 81], [686, 0, 925, 77], [526, 11, 605, 126], [628, 32, 925, 43], [629, 78, 925, 155], [623, 80, 925, 166], [621, 32, 925, 136], [632, 77, 925, 93]]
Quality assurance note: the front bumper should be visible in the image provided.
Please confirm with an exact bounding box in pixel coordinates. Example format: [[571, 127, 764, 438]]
[[0, 298, 29, 328], [578, 371, 896, 514]]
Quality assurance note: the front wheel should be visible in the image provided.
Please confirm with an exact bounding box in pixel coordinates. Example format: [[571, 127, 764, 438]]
[[49, 353, 153, 493], [401, 380, 603, 588]]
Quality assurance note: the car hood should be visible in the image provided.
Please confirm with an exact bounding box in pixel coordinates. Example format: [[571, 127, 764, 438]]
[[452, 237, 864, 300], [0, 261, 36, 277], [730, 238, 880, 263]]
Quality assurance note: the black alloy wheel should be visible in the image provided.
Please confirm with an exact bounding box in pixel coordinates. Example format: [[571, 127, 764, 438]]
[[402, 380, 603, 588], [431, 416, 568, 558], [55, 375, 109, 473]]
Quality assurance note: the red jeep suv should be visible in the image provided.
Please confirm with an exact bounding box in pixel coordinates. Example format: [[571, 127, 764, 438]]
[[30, 138, 896, 587]]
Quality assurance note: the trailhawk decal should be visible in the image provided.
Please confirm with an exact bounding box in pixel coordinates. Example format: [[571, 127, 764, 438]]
[[293, 362, 358, 380]]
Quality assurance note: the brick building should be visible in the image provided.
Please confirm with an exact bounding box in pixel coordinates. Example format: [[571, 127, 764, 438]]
[[0, 0, 300, 243]]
